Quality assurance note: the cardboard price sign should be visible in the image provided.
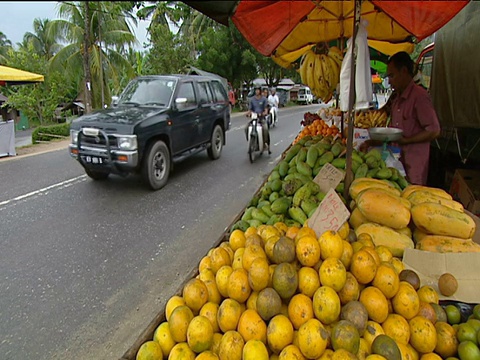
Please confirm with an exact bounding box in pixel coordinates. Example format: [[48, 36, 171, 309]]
[[307, 188, 350, 238], [313, 163, 345, 193]]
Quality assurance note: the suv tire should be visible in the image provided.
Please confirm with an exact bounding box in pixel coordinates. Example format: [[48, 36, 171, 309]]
[[85, 168, 109, 180], [142, 140, 170, 190], [207, 124, 224, 160]]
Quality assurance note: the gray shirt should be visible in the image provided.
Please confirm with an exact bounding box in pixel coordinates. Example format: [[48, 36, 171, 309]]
[[249, 96, 268, 114]]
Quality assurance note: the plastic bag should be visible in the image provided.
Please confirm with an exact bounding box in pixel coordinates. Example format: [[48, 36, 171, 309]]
[[340, 19, 373, 112], [384, 150, 406, 176]]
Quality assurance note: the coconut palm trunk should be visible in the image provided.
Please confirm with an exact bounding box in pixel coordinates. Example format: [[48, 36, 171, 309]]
[[82, 1, 93, 113]]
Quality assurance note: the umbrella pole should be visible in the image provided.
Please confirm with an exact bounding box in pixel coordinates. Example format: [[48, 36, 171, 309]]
[[343, 0, 362, 201]]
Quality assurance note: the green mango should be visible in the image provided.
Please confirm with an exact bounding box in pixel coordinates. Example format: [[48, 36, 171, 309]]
[[269, 191, 280, 203], [284, 144, 302, 162], [268, 170, 281, 182], [306, 146, 319, 168], [270, 178, 283, 192], [355, 163, 369, 179], [297, 160, 312, 177], [288, 206, 308, 225], [296, 147, 308, 163], [278, 161, 289, 178], [331, 143, 344, 157], [293, 183, 313, 207], [251, 208, 270, 223], [301, 199, 318, 216], [241, 207, 254, 221], [271, 197, 291, 215], [331, 158, 346, 169], [318, 151, 335, 166], [374, 168, 393, 180]]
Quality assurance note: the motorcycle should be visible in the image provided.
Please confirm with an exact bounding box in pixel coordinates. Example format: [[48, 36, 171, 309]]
[[247, 113, 266, 163], [266, 104, 278, 128]]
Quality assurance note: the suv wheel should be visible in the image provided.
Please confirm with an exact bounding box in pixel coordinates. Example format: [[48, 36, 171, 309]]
[[85, 168, 109, 180], [207, 125, 224, 160], [142, 140, 170, 190]]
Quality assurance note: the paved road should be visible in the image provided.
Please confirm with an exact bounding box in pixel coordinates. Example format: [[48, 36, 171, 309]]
[[0, 104, 321, 360]]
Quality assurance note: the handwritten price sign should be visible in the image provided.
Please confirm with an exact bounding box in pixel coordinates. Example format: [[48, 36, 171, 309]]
[[307, 188, 350, 238], [313, 163, 345, 193]]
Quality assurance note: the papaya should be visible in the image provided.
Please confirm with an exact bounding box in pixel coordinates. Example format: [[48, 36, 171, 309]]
[[349, 178, 400, 200], [292, 173, 312, 185], [356, 188, 411, 229], [349, 207, 368, 230], [355, 223, 414, 257], [267, 214, 285, 225], [411, 203, 476, 239], [284, 144, 301, 163], [407, 190, 464, 212], [401, 184, 452, 200], [269, 191, 280, 203], [416, 235, 480, 253], [242, 207, 254, 221], [306, 146, 319, 168], [305, 181, 320, 195], [271, 197, 291, 215], [296, 161, 312, 177], [318, 151, 334, 166]]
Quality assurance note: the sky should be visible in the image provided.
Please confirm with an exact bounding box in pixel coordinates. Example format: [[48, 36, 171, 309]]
[[0, 1, 150, 50]]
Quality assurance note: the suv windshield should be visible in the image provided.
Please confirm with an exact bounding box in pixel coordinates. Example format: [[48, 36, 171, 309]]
[[118, 78, 176, 106], [299, 89, 306, 95]]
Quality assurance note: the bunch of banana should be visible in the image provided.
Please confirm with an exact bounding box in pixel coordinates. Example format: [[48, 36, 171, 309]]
[[354, 109, 389, 128], [299, 46, 343, 103]]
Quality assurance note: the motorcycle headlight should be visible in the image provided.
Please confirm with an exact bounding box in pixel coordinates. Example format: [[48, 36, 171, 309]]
[[117, 135, 138, 150], [70, 130, 79, 145]]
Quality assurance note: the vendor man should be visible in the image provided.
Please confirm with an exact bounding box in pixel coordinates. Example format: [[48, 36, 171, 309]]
[[362, 51, 441, 185]]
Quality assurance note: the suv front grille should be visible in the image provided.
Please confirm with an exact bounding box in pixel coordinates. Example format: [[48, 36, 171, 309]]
[[79, 134, 118, 148]]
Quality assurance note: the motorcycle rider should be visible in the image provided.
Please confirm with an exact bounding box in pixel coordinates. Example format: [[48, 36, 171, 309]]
[[267, 88, 279, 125], [246, 86, 271, 154]]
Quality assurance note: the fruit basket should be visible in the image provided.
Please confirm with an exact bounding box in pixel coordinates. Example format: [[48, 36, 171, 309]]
[[368, 127, 403, 142]]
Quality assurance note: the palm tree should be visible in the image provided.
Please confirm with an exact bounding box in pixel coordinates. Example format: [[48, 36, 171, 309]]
[[49, 1, 137, 111], [136, 1, 184, 34], [0, 31, 12, 64], [178, 8, 218, 59], [23, 18, 62, 59]]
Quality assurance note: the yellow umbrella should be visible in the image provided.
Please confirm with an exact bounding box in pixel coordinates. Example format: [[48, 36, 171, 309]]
[[0, 65, 44, 85]]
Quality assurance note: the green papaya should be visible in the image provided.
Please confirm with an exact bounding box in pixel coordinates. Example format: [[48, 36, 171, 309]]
[[374, 168, 393, 180], [301, 199, 318, 216], [251, 208, 270, 224], [278, 161, 289, 178], [270, 178, 283, 192], [269, 191, 280, 203], [261, 185, 273, 198], [262, 204, 275, 217], [297, 161, 312, 177], [318, 151, 335, 166], [284, 144, 301, 162], [296, 147, 308, 163], [306, 146, 319, 168], [308, 207, 318, 218], [288, 206, 308, 225], [241, 207, 254, 221], [331, 158, 346, 169], [331, 143, 344, 157], [284, 174, 296, 182], [293, 183, 312, 207], [304, 140, 315, 147], [282, 178, 303, 196], [355, 163, 369, 179], [271, 197, 291, 215]]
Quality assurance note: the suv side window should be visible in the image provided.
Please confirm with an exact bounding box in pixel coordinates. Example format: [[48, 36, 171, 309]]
[[211, 81, 228, 103], [176, 82, 197, 108], [197, 82, 211, 104]]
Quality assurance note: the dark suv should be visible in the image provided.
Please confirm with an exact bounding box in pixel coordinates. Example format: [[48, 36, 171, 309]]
[[69, 75, 230, 190]]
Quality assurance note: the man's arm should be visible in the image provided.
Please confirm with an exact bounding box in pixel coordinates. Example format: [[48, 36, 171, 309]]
[[398, 129, 440, 145]]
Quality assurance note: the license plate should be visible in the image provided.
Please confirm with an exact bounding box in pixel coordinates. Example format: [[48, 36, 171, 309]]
[[82, 156, 104, 164]]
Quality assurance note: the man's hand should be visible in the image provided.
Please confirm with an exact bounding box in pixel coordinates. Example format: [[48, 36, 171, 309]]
[[246, 110, 251, 117]]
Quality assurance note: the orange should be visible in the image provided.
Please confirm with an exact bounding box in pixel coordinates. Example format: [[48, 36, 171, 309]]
[[187, 315, 214, 353], [199, 268, 216, 283], [232, 248, 245, 269], [242, 245, 267, 272], [153, 322, 175, 358], [362, 246, 381, 267], [297, 266, 321, 298], [245, 226, 258, 238], [382, 313, 410, 344], [417, 285, 439, 305], [210, 247, 231, 273], [350, 249, 377, 284], [165, 295, 186, 322], [169, 305, 194, 343], [419, 354, 442, 360], [357, 233, 375, 248], [265, 235, 281, 263], [217, 298, 242, 333], [340, 240, 353, 269], [215, 265, 233, 298], [338, 272, 360, 305], [392, 282, 420, 320], [359, 286, 389, 323], [243, 339, 269, 360], [267, 314, 295, 354], [218, 330, 244, 360], [199, 256, 212, 273], [296, 235, 321, 267], [204, 279, 222, 305], [319, 230, 344, 259], [372, 264, 400, 299], [200, 302, 220, 333], [248, 257, 270, 292], [288, 293, 314, 330], [245, 234, 264, 248], [417, 301, 437, 324], [363, 321, 385, 350], [237, 309, 267, 343], [298, 319, 329, 359], [313, 286, 341, 325], [195, 351, 219, 360], [434, 321, 458, 358], [318, 257, 347, 292], [227, 268, 251, 303], [183, 278, 209, 314], [409, 315, 437, 354], [259, 225, 281, 243], [246, 291, 258, 311], [278, 344, 306, 360], [375, 245, 393, 263], [285, 226, 300, 241], [274, 222, 288, 235]]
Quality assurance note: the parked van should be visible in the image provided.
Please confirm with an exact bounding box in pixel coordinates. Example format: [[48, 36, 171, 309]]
[[297, 87, 314, 105]]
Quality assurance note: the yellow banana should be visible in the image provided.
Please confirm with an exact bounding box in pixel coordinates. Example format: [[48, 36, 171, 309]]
[[328, 46, 344, 68], [299, 52, 310, 85], [327, 55, 340, 92], [305, 50, 317, 90], [320, 54, 333, 93], [312, 54, 323, 93]]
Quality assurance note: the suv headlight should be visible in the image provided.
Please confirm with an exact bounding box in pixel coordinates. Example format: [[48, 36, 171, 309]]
[[117, 135, 138, 150], [70, 130, 79, 145]]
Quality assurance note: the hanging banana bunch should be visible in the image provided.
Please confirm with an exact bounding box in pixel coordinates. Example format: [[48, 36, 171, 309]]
[[299, 46, 343, 103]]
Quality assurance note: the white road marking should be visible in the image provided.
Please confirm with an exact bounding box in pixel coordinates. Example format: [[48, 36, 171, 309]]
[[0, 175, 87, 208]]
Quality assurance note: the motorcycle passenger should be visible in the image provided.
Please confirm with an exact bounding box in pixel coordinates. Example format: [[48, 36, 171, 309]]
[[268, 88, 279, 124], [246, 86, 271, 154]]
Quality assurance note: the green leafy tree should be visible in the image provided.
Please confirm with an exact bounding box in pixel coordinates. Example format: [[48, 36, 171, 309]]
[[2, 44, 73, 125], [49, 1, 137, 109], [23, 18, 62, 59], [0, 31, 12, 64]]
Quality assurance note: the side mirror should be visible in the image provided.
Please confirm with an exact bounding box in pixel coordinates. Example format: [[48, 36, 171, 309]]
[[175, 97, 188, 111], [111, 96, 118, 108]]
